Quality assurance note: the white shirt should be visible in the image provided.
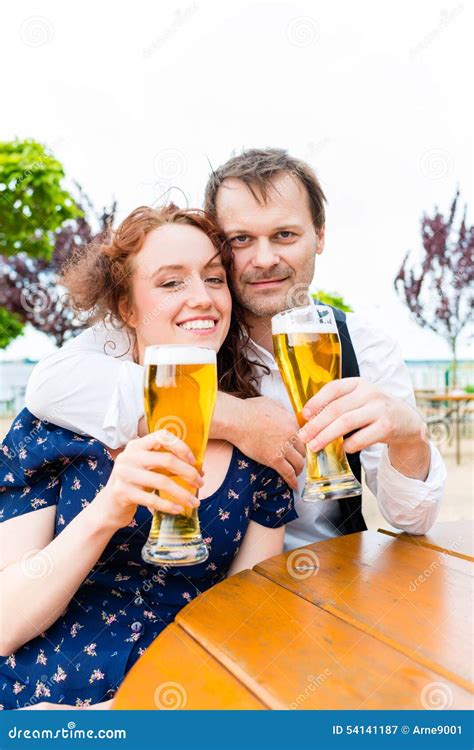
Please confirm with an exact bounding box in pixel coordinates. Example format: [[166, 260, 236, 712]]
[[25, 314, 446, 545]]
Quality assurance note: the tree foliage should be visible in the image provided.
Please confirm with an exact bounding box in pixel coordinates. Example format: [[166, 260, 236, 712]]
[[394, 189, 473, 384], [312, 290, 353, 312], [0, 139, 81, 259], [0, 184, 116, 347]]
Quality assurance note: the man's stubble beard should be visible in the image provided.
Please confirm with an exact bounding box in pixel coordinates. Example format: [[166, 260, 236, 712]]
[[233, 256, 317, 320], [235, 283, 293, 318]]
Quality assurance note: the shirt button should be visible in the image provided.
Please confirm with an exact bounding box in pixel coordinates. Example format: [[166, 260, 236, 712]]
[[131, 621, 143, 633], [134, 596, 143, 606]]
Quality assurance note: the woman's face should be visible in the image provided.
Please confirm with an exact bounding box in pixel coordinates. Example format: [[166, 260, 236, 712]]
[[125, 223, 232, 363]]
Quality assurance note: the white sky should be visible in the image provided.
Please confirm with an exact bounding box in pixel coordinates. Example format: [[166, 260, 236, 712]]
[[1, 0, 472, 361]]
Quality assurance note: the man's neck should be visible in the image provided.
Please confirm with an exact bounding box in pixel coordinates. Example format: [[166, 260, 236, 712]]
[[245, 312, 274, 354]]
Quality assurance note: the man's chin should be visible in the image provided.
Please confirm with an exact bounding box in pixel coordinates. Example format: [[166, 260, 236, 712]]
[[238, 290, 291, 318]]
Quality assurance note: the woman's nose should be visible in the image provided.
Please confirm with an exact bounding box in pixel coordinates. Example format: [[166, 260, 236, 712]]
[[186, 280, 213, 307]]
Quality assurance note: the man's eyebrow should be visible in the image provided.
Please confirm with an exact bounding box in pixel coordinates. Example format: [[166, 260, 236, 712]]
[[225, 223, 304, 235]]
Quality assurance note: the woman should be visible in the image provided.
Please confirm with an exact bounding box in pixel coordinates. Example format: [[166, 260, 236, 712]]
[[0, 206, 296, 710]]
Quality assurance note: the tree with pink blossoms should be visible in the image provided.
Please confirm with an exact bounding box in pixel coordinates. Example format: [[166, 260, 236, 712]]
[[394, 189, 473, 387]]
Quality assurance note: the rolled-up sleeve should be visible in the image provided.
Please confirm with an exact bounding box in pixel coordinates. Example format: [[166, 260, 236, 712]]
[[348, 313, 447, 535], [25, 326, 144, 448]]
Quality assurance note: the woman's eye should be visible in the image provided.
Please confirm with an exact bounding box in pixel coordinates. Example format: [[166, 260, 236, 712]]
[[161, 279, 184, 289], [206, 276, 225, 285]]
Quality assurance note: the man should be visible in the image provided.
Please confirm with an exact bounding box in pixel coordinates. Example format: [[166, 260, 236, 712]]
[[25, 148, 446, 548]]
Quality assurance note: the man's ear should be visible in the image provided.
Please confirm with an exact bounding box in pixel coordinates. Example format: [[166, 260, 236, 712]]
[[316, 225, 325, 255]]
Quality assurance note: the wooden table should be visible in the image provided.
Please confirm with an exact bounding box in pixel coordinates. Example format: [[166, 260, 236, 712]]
[[416, 392, 474, 465], [113, 523, 474, 710]]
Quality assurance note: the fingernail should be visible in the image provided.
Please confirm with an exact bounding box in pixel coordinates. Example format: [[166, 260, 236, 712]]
[[172, 504, 183, 513], [302, 407, 311, 420], [309, 440, 321, 452], [192, 499, 200, 508]]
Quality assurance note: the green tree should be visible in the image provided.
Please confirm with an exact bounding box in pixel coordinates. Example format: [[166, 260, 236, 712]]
[[0, 139, 81, 259], [0, 307, 23, 350], [312, 290, 353, 312]]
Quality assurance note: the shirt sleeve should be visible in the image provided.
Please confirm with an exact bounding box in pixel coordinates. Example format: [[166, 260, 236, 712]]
[[0, 409, 61, 521], [347, 313, 446, 535], [250, 468, 298, 528], [25, 325, 144, 448]]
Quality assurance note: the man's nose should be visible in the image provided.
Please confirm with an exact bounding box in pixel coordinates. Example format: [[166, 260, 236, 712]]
[[252, 238, 279, 269]]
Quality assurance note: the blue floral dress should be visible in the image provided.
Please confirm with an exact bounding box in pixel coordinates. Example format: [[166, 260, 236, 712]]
[[0, 408, 296, 709]]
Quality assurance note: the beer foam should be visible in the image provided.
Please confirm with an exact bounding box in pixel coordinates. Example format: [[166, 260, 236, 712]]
[[144, 345, 216, 366], [271, 306, 338, 335]]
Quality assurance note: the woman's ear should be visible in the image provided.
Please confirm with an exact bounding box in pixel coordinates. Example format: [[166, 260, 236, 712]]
[[316, 225, 325, 255], [118, 296, 136, 329]]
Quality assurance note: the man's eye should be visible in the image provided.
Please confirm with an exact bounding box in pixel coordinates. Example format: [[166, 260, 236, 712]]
[[230, 235, 251, 245], [276, 231, 295, 239]]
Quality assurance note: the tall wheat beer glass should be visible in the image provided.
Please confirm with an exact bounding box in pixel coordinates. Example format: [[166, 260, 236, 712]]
[[272, 305, 362, 502], [141, 345, 217, 565]]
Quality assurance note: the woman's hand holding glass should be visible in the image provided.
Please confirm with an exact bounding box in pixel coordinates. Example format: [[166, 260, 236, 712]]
[[94, 431, 204, 532]]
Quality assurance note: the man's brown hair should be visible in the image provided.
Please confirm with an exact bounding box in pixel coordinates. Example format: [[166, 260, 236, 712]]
[[204, 147, 327, 229]]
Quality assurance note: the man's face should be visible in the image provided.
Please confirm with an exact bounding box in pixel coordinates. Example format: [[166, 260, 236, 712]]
[[215, 171, 325, 318]]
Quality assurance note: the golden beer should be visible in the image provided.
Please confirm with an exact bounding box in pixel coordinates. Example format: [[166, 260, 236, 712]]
[[141, 345, 217, 566], [272, 305, 362, 502]]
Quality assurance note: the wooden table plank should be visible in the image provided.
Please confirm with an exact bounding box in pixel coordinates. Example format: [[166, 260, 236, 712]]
[[378, 521, 474, 562], [255, 530, 474, 691], [176, 569, 472, 710], [112, 623, 265, 710]]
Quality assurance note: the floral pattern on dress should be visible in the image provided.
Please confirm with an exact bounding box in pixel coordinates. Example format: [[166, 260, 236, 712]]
[[0, 408, 297, 709]]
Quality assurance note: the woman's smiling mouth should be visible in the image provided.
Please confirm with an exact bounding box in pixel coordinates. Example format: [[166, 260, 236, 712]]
[[176, 317, 219, 333]]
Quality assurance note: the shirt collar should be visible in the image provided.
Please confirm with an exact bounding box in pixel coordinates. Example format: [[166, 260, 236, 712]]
[[245, 337, 278, 370]]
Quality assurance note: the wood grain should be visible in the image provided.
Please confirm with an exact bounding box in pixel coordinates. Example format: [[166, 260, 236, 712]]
[[255, 530, 474, 691], [176, 569, 472, 709], [378, 520, 474, 562], [112, 623, 265, 710]]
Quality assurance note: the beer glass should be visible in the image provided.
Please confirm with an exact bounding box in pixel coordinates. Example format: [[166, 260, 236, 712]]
[[272, 305, 362, 502], [141, 345, 217, 566]]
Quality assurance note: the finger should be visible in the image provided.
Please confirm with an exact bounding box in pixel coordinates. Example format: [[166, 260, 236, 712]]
[[130, 487, 188, 515], [301, 377, 360, 420], [125, 467, 199, 508], [277, 459, 298, 490], [291, 436, 306, 457], [299, 389, 367, 443], [307, 405, 376, 452], [134, 430, 195, 464], [343, 423, 384, 454], [285, 446, 306, 476], [134, 450, 203, 488]]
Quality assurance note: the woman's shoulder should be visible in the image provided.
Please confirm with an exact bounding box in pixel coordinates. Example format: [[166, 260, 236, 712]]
[[231, 447, 290, 493], [2, 408, 111, 466]]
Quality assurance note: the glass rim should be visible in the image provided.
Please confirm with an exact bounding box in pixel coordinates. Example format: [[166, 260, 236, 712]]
[[144, 344, 217, 366], [271, 304, 337, 335]]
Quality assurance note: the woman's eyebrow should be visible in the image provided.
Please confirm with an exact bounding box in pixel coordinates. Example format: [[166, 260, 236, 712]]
[[149, 264, 184, 280], [204, 254, 224, 268]]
